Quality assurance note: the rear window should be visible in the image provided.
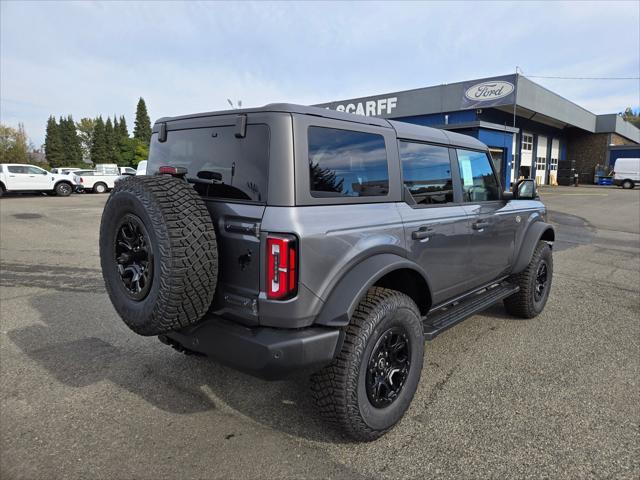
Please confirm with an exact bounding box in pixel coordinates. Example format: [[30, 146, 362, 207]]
[[308, 126, 388, 197], [148, 125, 269, 203]]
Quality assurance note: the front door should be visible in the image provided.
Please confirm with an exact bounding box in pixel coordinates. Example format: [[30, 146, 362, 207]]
[[456, 148, 518, 288], [397, 141, 472, 305], [25, 165, 53, 190]]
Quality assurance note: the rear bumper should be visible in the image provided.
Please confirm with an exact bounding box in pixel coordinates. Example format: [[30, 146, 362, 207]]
[[161, 316, 342, 380]]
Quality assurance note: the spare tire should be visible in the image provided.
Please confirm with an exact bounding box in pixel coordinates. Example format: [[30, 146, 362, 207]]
[[99, 175, 218, 335]]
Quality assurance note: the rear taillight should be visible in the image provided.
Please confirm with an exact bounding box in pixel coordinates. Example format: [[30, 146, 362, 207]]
[[80, 177, 83, 183], [158, 165, 187, 177], [266, 234, 298, 300]]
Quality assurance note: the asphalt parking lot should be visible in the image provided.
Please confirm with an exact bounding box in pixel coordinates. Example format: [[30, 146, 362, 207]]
[[1, 186, 639, 479]]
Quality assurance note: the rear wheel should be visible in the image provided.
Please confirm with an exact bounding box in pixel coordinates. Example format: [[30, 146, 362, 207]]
[[54, 182, 73, 197], [310, 287, 424, 441], [99, 176, 218, 336], [622, 179, 635, 189], [93, 182, 107, 194], [504, 241, 553, 318]]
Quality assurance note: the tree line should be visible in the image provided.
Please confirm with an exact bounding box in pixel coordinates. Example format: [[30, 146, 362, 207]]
[[43, 98, 152, 168]]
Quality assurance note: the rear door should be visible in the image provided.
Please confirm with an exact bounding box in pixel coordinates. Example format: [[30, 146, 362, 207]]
[[4, 165, 30, 190], [396, 141, 473, 304], [456, 148, 518, 287]]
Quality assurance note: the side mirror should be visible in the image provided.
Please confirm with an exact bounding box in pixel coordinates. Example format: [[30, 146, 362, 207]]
[[513, 179, 536, 200], [42, 171, 48, 175]]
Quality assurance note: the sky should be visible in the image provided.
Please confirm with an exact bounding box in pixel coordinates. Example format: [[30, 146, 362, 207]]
[[1, 0, 639, 147]]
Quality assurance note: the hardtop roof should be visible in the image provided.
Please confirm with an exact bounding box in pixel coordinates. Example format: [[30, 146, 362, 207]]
[[155, 103, 487, 150]]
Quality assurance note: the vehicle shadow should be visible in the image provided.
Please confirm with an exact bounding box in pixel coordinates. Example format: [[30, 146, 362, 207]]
[[8, 291, 347, 443]]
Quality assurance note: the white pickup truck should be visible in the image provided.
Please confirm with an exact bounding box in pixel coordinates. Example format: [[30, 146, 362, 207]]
[[0, 163, 77, 197], [73, 169, 119, 194]]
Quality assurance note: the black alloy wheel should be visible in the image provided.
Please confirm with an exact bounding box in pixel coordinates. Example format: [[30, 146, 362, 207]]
[[114, 214, 154, 301], [56, 182, 72, 196], [366, 327, 411, 408], [534, 261, 549, 302]]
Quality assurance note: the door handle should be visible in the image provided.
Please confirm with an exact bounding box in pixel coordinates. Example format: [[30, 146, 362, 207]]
[[472, 221, 490, 230], [411, 226, 433, 240]]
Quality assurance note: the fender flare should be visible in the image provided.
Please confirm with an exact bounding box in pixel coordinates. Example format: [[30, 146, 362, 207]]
[[315, 253, 432, 327], [512, 221, 555, 274]]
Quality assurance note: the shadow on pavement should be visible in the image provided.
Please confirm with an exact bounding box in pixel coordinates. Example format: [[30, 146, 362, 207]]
[[7, 291, 347, 443]]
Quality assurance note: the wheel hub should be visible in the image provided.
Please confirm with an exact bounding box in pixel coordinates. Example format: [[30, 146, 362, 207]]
[[366, 327, 411, 408], [534, 261, 548, 301], [114, 214, 153, 301]]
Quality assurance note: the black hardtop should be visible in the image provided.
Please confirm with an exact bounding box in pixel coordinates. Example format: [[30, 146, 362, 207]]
[[154, 103, 487, 150]]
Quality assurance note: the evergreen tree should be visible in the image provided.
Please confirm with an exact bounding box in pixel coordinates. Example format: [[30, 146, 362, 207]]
[[44, 116, 64, 167], [105, 117, 115, 163], [118, 115, 129, 138], [133, 97, 151, 144], [59, 115, 82, 166], [91, 116, 108, 165], [116, 115, 131, 166]]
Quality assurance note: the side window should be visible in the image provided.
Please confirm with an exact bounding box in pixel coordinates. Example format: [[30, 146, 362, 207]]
[[457, 149, 501, 202], [399, 141, 453, 205], [27, 166, 46, 174], [7, 166, 27, 174], [308, 126, 388, 197]]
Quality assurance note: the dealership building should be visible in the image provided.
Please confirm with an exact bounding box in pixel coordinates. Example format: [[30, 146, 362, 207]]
[[316, 74, 640, 188]]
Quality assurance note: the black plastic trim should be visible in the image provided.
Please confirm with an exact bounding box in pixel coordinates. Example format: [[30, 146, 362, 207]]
[[162, 315, 341, 380]]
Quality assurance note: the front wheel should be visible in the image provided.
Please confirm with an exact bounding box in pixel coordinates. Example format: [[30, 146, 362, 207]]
[[622, 180, 635, 190], [504, 241, 553, 318], [54, 182, 73, 197], [310, 287, 424, 441]]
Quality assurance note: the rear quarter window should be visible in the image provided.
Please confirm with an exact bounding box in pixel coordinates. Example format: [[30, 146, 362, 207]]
[[148, 125, 270, 203], [308, 126, 388, 197]]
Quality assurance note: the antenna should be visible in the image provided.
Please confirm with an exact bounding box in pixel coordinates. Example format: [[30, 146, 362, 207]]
[[227, 99, 234, 108]]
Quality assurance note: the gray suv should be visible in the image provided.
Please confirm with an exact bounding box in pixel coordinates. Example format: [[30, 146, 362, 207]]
[[99, 104, 554, 441]]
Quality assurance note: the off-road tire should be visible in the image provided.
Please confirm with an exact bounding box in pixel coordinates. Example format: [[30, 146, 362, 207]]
[[93, 182, 107, 194], [310, 287, 424, 441], [54, 182, 73, 197], [622, 179, 635, 190], [504, 241, 553, 318], [99, 175, 218, 336]]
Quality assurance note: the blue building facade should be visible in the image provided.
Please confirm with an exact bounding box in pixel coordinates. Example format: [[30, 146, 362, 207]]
[[316, 74, 639, 189]]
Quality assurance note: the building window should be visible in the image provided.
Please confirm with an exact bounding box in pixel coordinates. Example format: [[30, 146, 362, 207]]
[[308, 126, 388, 197], [536, 156, 547, 171], [549, 158, 558, 171], [399, 141, 453, 205], [522, 134, 533, 151]]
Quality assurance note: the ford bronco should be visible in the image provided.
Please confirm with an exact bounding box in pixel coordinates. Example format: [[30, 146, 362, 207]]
[[99, 104, 554, 441]]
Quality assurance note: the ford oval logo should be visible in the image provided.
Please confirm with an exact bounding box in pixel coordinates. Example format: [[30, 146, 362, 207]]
[[464, 81, 515, 101]]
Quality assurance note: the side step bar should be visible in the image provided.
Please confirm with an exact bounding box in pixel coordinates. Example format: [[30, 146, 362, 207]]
[[423, 282, 519, 340]]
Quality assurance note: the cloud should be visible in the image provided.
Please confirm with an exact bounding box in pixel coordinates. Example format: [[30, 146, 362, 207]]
[[1, 1, 638, 146]]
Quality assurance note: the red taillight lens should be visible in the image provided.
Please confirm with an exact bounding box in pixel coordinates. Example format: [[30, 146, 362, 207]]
[[158, 166, 187, 177], [266, 235, 298, 300], [80, 177, 83, 183]]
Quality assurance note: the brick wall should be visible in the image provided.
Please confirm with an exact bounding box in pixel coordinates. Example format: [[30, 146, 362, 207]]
[[610, 133, 637, 146], [566, 132, 609, 178]]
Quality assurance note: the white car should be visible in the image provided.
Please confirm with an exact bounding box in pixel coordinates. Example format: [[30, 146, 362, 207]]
[[73, 169, 118, 194], [136, 160, 148, 175], [120, 166, 137, 176], [51, 167, 84, 175], [613, 158, 640, 189], [0, 163, 77, 197]]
